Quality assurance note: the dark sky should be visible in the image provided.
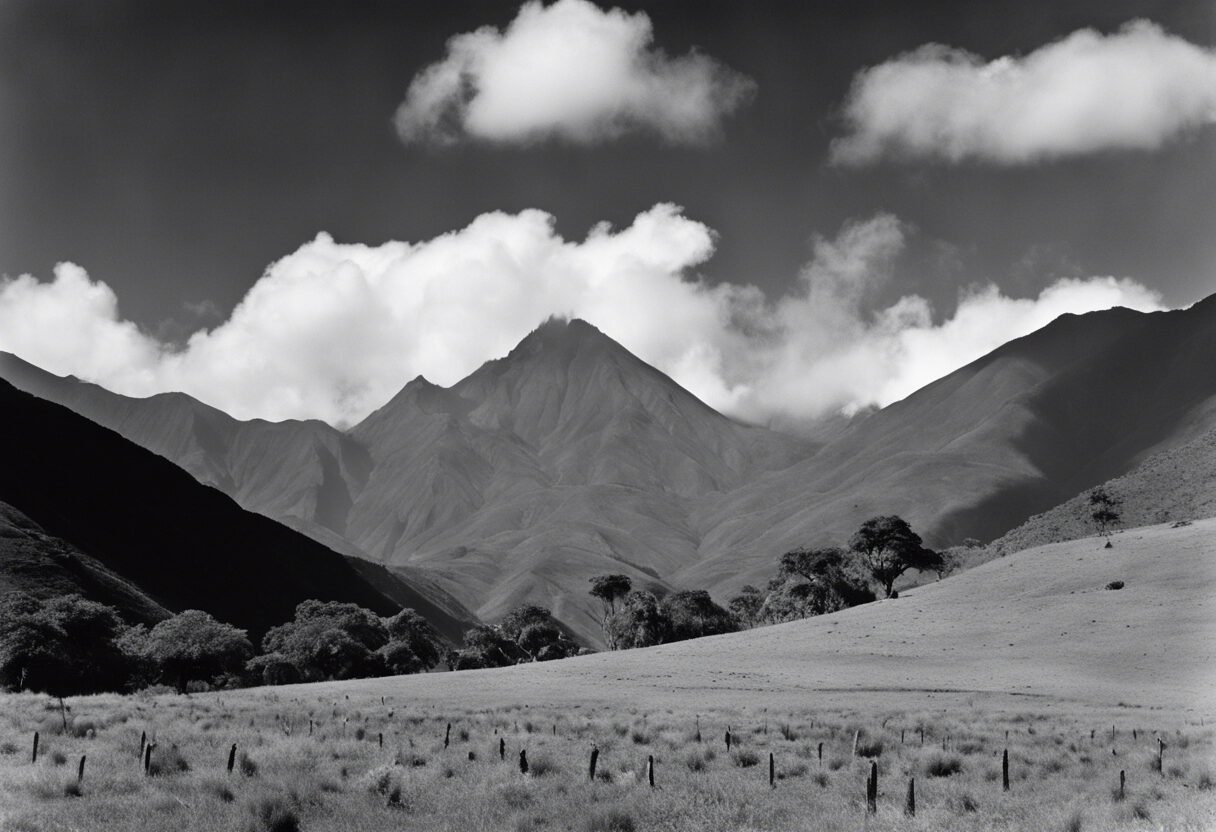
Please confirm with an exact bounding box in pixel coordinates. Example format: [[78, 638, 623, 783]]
[[1, 0, 1213, 331]]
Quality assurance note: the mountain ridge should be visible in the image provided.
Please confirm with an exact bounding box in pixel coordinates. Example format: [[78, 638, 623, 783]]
[[3, 299, 1214, 646]]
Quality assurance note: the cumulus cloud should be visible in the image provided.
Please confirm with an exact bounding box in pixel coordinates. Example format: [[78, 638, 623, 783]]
[[0, 208, 1163, 428], [832, 20, 1216, 165], [394, 0, 754, 145]]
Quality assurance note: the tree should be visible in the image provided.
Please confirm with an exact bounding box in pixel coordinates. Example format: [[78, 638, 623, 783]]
[[849, 516, 943, 598], [246, 653, 302, 686], [774, 547, 875, 614], [589, 575, 632, 649], [500, 605, 555, 642], [727, 585, 765, 628], [517, 623, 566, 660], [497, 605, 574, 661], [660, 590, 737, 641], [459, 624, 515, 668], [0, 594, 130, 726], [605, 591, 671, 649], [1088, 487, 1122, 544], [262, 600, 390, 681], [142, 610, 253, 692], [381, 609, 443, 673]]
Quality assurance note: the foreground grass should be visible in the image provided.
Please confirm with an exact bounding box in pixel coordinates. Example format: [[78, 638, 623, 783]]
[[1, 689, 1214, 831]]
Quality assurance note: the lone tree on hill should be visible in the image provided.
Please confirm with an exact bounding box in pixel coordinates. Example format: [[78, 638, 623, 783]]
[[849, 516, 943, 598], [1088, 487, 1122, 546], [589, 574, 632, 649]]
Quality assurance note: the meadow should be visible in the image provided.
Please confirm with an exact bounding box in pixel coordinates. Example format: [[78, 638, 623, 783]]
[[1, 687, 1214, 832]]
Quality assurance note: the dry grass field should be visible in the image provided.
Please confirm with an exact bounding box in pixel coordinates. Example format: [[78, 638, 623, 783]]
[[2, 519, 1214, 831]]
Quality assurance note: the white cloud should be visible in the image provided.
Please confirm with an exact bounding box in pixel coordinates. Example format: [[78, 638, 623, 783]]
[[832, 20, 1216, 165], [394, 0, 754, 145], [0, 208, 1163, 428]]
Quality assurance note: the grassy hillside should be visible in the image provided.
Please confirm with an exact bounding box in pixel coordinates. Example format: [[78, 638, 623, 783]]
[[315, 518, 1216, 712], [1, 519, 1212, 832], [987, 426, 1216, 556]]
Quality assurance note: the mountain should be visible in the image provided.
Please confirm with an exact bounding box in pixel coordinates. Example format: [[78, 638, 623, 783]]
[[4, 298, 1215, 646], [0, 377, 473, 639], [0, 321, 812, 644], [985, 424, 1216, 557], [682, 296, 1216, 595], [0, 500, 171, 625]]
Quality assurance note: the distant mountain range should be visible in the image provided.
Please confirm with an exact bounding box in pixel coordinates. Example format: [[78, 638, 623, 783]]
[[3, 295, 1214, 646], [0, 378, 477, 641]]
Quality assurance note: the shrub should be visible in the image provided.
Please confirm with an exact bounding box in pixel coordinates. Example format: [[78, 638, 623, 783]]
[[498, 783, 532, 810], [585, 809, 637, 832], [685, 752, 707, 772], [528, 753, 560, 777], [239, 751, 259, 777], [925, 753, 963, 777], [148, 745, 190, 776], [50, 751, 67, 766], [0, 741, 18, 755], [856, 737, 883, 758], [1105, 581, 1125, 591], [732, 750, 760, 768], [244, 794, 300, 832]]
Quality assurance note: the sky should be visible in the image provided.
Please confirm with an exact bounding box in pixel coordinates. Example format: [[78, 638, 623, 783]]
[[0, 0, 1213, 427]]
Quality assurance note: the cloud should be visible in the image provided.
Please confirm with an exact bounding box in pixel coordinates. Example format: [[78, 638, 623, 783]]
[[0, 208, 1163, 428], [394, 0, 754, 145], [832, 20, 1216, 165]]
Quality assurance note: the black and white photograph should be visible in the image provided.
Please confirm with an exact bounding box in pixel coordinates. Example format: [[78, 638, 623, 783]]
[[0, 1, 1214, 829]]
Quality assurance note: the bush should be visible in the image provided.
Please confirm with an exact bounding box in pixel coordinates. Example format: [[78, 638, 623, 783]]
[[855, 737, 883, 758], [239, 751, 258, 777], [527, 753, 560, 777], [1106, 581, 1125, 591], [148, 745, 190, 776], [925, 753, 963, 777], [585, 809, 637, 832], [244, 794, 300, 832], [732, 749, 760, 768]]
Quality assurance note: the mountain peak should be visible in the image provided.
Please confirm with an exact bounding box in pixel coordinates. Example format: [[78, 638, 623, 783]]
[[516, 316, 610, 352]]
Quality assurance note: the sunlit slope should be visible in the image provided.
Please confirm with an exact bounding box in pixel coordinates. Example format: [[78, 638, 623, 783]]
[[333, 518, 1216, 711]]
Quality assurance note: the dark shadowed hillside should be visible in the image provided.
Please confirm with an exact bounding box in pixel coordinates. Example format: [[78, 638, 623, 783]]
[[0, 501, 171, 625], [0, 378, 422, 638], [986, 425, 1216, 557]]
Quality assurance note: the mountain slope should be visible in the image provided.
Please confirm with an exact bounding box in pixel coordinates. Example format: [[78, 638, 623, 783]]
[[0, 378, 411, 638], [986, 425, 1216, 557], [0, 501, 171, 625], [0, 321, 812, 644], [684, 297, 1216, 596]]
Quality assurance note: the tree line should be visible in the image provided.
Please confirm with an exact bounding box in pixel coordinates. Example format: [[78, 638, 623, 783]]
[[1, 514, 943, 703], [591, 515, 942, 646]]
